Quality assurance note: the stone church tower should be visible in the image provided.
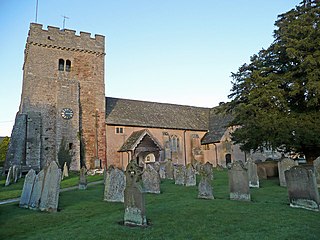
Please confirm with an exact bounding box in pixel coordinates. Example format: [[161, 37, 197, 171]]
[[5, 23, 106, 171]]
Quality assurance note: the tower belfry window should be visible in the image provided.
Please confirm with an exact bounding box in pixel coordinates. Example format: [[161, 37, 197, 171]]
[[58, 59, 64, 71], [66, 60, 71, 72]]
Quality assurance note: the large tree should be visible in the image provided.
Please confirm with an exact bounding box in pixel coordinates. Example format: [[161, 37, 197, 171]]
[[228, 0, 320, 162]]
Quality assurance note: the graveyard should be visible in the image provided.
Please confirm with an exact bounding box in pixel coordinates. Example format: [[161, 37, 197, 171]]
[[1, 168, 319, 240]]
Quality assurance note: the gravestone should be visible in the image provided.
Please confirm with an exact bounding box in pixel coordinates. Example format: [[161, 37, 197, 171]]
[[257, 166, 267, 180], [104, 166, 126, 202], [278, 158, 298, 187], [159, 163, 166, 179], [228, 161, 250, 201], [5, 166, 13, 186], [185, 163, 196, 186], [62, 162, 69, 179], [79, 166, 87, 190], [313, 156, 320, 187], [164, 160, 174, 180], [142, 164, 160, 194], [174, 165, 186, 185], [150, 162, 160, 173], [198, 164, 214, 199], [19, 169, 36, 208], [246, 158, 259, 188], [29, 169, 45, 209], [203, 162, 213, 180], [13, 165, 20, 183], [124, 160, 147, 226], [39, 161, 62, 212], [285, 166, 320, 211]]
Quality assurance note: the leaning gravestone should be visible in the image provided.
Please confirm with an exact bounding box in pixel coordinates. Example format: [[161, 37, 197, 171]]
[[151, 162, 160, 173], [175, 165, 186, 185], [19, 169, 36, 208], [79, 166, 87, 190], [39, 161, 62, 212], [246, 158, 259, 188], [142, 164, 160, 194], [29, 169, 45, 209], [164, 160, 174, 180], [13, 165, 20, 183], [185, 163, 196, 186], [285, 166, 320, 211], [104, 166, 126, 202], [5, 166, 13, 186], [124, 160, 147, 226], [313, 156, 320, 187], [198, 164, 214, 199], [278, 158, 298, 187], [228, 161, 250, 201]]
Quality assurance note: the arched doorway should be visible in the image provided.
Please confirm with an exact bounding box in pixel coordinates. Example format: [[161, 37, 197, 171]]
[[225, 153, 232, 165]]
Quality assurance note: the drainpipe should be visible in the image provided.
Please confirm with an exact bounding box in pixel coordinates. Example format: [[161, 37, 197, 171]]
[[213, 143, 218, 166], [184, 130, 187, 166]]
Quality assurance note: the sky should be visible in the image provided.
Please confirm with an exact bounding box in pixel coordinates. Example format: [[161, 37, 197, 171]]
[[0, 0, 301, 136]]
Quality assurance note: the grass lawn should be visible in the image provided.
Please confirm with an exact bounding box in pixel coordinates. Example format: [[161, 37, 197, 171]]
[[0, 170, 319, 239]]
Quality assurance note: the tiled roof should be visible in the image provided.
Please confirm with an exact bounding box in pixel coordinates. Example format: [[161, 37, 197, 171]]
[[106, 97, 210, 131], [201, 108, 234, 144], [119, 129, 162, 152]]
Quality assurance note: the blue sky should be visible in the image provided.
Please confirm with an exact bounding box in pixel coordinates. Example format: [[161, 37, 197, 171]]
[[0, 0, 301, 136]]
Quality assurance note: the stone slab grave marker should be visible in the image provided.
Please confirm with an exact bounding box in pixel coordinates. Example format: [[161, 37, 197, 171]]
[[285, 166, 320, 211], [5, 166, 13, 186], [29, 169, 45, 209], [159, 162, 166, 179], [313, 156, 320, 187], [124, 160, 147, 226], [104, 165, 126, 202], [164, 160, 174, 180], [246, 158, 259, 188], [19, 169, 36, 208], [185, 163, 196, 186], [62, 162, 69, 179], [79, 166, 87, 190], [198, 163, 214, 199], [278, 158, 298, 187], [39, 161, 62, 212], [174, 165, 186, 185], [228, 161, 251, 201], [13, 165, 20, 183], [142, 164, 160, 194]]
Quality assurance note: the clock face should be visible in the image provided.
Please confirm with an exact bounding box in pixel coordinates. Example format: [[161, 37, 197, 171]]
[[61, 108, 74, 120]]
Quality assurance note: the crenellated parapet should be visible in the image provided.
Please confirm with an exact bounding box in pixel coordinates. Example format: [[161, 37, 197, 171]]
[[26, 23, 105, 55]]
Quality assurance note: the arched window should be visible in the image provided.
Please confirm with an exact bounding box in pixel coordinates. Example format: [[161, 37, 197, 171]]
[[58, 59, 64, 71], [66, 60, 71, 72]]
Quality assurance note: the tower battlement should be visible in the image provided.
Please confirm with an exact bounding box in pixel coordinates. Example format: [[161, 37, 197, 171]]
[[27, 23, 105, 54]]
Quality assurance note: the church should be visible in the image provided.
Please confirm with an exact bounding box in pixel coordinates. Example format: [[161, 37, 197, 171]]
[[5, 23, 254, 172]]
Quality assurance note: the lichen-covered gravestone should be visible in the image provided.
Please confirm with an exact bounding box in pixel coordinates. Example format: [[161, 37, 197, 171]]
[[313, 156, 320, 187], [79, 166, 87, 190], [104, 165, 126, 202], [198, 164, 214, 199], [19, 169, 36, 208], [228, 161, 250, 201], [142, 164, 160, 194], [278, 158, 298, 187], [203, 162, 213, 180], [246, 158, 259, 188], [39, 161, 62, 212], [124, 160, 147, 226], [185, 163, 196, 186], [29, 169, 45, 209], [285, 166, 320, 211], [62, 162, 69, 179], [164, 160, 174, 180], [174, 165, 186, 185]]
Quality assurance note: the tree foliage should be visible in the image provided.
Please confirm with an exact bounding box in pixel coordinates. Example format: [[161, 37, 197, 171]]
[[0, 137, 10, 166], [228, 0, 320, 161]]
